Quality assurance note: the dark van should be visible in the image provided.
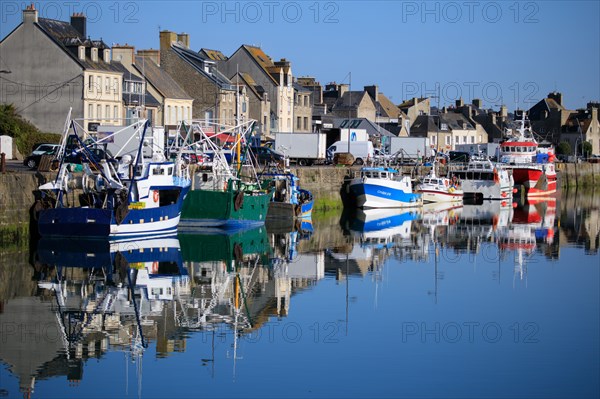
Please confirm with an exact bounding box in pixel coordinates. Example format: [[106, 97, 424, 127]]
[[449, 151, 471, 163]]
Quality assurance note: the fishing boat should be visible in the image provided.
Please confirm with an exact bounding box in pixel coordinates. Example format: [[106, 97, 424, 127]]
[[348, 167, 422, 208], [175, 120, 272, 230], [259, 171, 314, 219], [451, 158, 514, 202], [35, 112, 191, 239], [416, 166, 463, 203], [499, 113, 557, 197]]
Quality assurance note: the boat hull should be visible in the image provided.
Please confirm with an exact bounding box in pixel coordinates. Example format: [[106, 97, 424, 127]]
[[38, 199, 186, 239], [179, 189, 270, 229], [419, 189, 463, 203], [349, 178, 422, 208], [267, 199, 313, 219]]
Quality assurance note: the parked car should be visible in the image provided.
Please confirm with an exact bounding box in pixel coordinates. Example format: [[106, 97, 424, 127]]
[[588, 154, 600, 163], [64, 147, 115, 165], [249, 146, 285, 165], [23, 145, 59, 169]]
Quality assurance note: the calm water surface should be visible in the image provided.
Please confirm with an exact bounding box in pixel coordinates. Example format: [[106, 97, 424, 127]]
[[0, 190, 598, 399]]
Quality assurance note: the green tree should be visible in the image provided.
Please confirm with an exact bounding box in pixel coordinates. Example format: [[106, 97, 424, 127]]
[[579, 141, 593, 158], [556, 141, 571, 156], [0, 103, 60, 155]]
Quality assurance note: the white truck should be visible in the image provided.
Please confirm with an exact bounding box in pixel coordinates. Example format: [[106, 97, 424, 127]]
[[96, 124, 165, 160], [455, 143, 500, 160], [326, 140, 374, 165], [274, 132, 327, 166], [389, 137, 431, 161]]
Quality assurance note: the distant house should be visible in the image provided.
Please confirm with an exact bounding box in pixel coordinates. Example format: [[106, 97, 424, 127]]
[[331, 90, 377, 121], [159, 31, 244, 125], [219, 45, 297, 133], [561, 105, 600, 155], [293, 83, 312, 132], [229, 72, 271, 136], [0, 6, 123, 132], [399, 97, 431, 128], [112, 44, 193, 131], [528, 92, 600, 154], [364, 85, 409, 137], [410, 107, 487, 151]]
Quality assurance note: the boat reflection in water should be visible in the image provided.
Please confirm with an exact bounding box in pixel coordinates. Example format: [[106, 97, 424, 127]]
[[332, 208, 423, 277], [30, 234, 187, 397], [498, 198, 558, 286]]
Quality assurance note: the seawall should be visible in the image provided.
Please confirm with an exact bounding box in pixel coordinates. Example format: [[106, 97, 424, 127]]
[[2, 164, 599, 238]]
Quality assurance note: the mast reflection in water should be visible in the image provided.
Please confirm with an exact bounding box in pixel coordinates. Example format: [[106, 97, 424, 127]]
[[0, 190, 598, 398]]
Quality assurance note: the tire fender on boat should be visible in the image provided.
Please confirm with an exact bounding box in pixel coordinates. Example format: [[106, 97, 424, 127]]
[[234, 191, 244, 211]]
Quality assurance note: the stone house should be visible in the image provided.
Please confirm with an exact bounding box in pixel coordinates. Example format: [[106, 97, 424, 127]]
[[112, 45, 193, 132], [218, 45, 297, 134], [293, 83, 312, 132], [159, 31, 244, 125], [0, 6, 123, 133]]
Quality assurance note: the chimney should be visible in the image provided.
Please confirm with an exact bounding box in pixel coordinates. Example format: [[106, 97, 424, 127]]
[[548, 91, 563, 106], [23, 4, 38, 24], [77, 45, 86, 61], [112, 45, 135, 65], [456, 97, 464, 108], [338, 84, 349, 98], [71, 13, 86, 38], [160, 30, 178, 52], [137, 49, 161, 66], [500, 105, 508, 118], [472, 98, 481, 108], [364, 85, 379, 101], [177, 33, 190, 48]]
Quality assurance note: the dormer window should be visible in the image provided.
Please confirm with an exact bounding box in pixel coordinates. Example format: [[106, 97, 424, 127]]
[[103, 49, 111, 63], [91, 47, 98, 62], [78, 46, 85, 60]]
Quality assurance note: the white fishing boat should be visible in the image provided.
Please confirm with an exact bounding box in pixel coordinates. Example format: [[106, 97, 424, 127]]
[[416, 167, 463, 203], [348, 167, 422, 208], [451, 158, 514, 201]]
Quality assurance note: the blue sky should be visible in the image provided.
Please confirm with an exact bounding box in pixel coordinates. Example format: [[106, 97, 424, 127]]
[[1, 0, 599, 110]]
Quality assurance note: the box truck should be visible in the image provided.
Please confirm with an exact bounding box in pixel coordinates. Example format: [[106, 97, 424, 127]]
[[326, 141, 374, 165], [389, 137, 431, 160], [274, 132, 327, 166]]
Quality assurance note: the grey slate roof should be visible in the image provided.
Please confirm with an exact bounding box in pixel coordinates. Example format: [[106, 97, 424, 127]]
[[170, 43, 234, 91], [332, 91, 371, 111], [333, 118, 395, 137], [133, 56, 192, 100], [36, 18, 122, 73]]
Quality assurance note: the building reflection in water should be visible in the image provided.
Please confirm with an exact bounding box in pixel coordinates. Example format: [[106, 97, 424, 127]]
[[0, 190, 598, 396]]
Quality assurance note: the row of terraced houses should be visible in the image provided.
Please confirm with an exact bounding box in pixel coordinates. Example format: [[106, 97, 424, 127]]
[[1, 6, 599, 154]]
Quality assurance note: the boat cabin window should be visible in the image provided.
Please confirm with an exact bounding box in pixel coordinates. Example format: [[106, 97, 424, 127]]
[[168, 167, 173, 175], [152, 166, 165, 175]]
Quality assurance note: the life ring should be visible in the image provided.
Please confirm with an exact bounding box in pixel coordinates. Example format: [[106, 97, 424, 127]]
[[151, 261, 159, 274], [153, 190, 159, 203], [234, 191, 244, 211]]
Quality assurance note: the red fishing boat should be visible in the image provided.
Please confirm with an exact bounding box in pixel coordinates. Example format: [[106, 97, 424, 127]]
[[499, 114, 557, 197]]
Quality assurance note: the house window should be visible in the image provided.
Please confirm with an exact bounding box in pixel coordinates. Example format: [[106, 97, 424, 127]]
[[88, 75, 94, 90], [445, 136, 450, 145], [105, 77, 109, 92], [97, 104, 102, 119], [470, 135, 475, 143], [304, 117, 308, 130], [114, 106, 118, 120], [304, 96, 308, 107], [113, 78, 118, 94], [287, 119, 291, 129], [432, 135, 436, 144], [297, 117, 301, 130], [88, 104, 93, 118], [106, 105, 110, 119], [454, 136, 458, 143]]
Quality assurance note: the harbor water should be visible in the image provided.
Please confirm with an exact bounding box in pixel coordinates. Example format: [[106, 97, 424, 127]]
[[0, 189, 598, 398]]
